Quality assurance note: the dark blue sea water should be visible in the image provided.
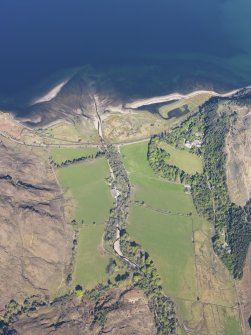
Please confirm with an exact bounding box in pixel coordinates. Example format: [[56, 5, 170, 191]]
[[0, 0, 251, 98]]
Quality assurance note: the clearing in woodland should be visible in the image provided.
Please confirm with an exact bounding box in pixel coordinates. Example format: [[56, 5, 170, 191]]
[[158, 141, 203, 174]]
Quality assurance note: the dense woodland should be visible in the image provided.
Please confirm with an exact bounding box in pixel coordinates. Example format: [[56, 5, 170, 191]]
[[148, 96, 251, 279]]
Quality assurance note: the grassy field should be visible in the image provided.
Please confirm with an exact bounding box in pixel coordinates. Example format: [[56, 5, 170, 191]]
[[121, 141, 241, 335], [57, 158, 112, 224], [158, 141, 203, 174], [130, 205, 196, 299], [51, 147, 100, 164], [56, 158, 112, 288], [121, 142, 199, 299], [73, 225, 109, 289]]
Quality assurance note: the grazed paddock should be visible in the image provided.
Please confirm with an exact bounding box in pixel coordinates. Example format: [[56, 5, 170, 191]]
[[56, 156, 112, 288]]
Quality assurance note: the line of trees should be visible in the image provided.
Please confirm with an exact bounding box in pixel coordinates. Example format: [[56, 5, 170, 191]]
[[103, 145, 131, 242], [50, 151, 104, 168]]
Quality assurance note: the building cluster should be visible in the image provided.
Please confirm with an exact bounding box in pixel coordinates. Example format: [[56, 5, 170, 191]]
[[184, 132, 203, 149]]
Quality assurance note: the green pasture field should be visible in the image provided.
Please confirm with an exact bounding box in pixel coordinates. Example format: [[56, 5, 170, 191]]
[[121, 142, 200, 299], [158, 141, 203, 174], [56, 158, 112, 288], [130, 205, 196, 299], [56, 158, 112, 224], [73, 225, 109, 289]]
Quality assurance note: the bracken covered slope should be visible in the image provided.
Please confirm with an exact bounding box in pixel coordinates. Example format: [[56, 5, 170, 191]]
[[0, 137, 73, 311], [226, 99, 251, 206], [10, 289, 156, 335]]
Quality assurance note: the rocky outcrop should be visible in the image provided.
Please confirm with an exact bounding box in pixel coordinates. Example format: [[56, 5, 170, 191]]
[[0, 137, 73, 311]]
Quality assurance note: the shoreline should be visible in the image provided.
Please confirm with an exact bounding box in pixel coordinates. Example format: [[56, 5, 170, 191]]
[[125, 87, 251, 109], [4, 84, 251, 131]]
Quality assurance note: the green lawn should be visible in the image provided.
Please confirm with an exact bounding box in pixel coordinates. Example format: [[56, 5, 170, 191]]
[[158, 142, 203, 174], [121, 142, 201, 299], [56, 158, 112, 288], [51, 147, 100, 165]]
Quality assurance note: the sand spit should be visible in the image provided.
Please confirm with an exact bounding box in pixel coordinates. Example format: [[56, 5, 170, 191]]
[[33, 80, 68, 104], [125, 87, 249, 109]]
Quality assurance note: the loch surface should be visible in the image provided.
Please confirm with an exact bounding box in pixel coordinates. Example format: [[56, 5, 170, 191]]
[[1, 0, 251, 98]]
